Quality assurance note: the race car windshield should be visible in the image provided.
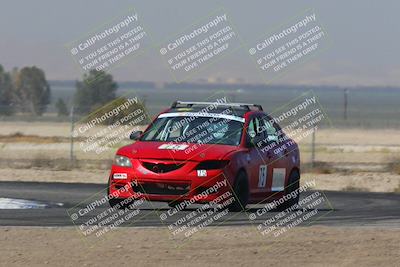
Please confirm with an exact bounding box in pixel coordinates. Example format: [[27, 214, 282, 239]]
[[140, 115, 244, 146]]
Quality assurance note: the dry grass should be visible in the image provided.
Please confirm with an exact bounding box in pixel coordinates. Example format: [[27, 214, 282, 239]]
[[0, 132, 69, 143], [387, 156, 400, 175], [31, 154, 73, 171], [302, 161, 334, 174], [7, 154, 112, 171], [342, 185, 370, 192], [394, 183, 400, 193]]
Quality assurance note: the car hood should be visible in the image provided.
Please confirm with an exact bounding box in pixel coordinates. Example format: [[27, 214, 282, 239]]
[[117, 141, 239, 161]]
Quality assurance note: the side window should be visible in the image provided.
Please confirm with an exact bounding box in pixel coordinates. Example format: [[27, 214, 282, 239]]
[[262, 117, 279, 143], [248, 117, 262, 138], [143, 118, 167, 140], [247, 118, 257, 138]]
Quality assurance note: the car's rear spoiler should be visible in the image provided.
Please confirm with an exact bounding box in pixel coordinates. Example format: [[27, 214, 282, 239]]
[[171, 101, 263, 111]]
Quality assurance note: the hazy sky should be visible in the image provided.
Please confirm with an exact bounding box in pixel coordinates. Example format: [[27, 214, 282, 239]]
[[1, 0, 399, 86]]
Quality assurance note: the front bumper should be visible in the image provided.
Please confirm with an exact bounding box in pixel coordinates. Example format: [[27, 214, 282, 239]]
[[108, 160, 232, 203]]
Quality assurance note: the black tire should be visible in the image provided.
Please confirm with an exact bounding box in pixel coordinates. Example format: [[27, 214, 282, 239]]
[[228, 171, 249, 212], [109, 198, 124, 209], [276, 170, 300, 211], [109, 197, 136, 209], [107, 178, 135, 209], [168, 201, 183, 209]]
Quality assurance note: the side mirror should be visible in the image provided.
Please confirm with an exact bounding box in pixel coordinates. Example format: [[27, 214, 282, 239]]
[[129, 130, 143, 140]]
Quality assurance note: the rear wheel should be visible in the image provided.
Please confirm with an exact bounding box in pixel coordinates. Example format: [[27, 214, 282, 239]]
[[276, 170, 300, 211], [228, 171, 249, 212]]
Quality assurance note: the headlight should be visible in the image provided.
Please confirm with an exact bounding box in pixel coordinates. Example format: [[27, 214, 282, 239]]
[[196, 160, 229, 170], [114, 155, 132, 167]]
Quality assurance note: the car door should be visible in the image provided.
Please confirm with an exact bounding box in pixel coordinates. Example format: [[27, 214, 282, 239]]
[[259, 116, 289, 195], [246, 115, 272, 199]]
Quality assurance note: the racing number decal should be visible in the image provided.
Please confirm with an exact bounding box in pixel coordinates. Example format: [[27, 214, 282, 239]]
[[258, 165, 267, 188], [271, 168, 286, 191]]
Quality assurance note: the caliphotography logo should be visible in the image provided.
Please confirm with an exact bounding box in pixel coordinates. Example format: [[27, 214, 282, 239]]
[[65, 7, 152, 84], [158, 8, 243, 82]]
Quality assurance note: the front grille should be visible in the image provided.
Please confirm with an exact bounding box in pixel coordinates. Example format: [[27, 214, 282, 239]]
[[141, 161, 183, 173], [133, 182, 190, 195]]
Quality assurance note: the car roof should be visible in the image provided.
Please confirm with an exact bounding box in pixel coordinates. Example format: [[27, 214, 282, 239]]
[[164, 101, 264, 118], [166, 106, 251, 117]]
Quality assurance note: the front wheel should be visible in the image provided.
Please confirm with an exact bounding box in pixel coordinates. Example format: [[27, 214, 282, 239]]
[[109, 197, 135, 209], [109, 198, 123, 209], [228, 171, 249, 212], [276, 170, 300, 211], [107, 178, 135, 209], [168, 201, 184, 209]]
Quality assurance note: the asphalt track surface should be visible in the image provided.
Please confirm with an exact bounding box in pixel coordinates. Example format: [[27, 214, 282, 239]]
[[0, 181, 399, 228]]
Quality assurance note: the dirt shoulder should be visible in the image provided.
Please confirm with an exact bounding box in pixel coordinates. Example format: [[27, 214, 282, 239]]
[[0, 226, 399, 267], [302, 172, 400, 193]]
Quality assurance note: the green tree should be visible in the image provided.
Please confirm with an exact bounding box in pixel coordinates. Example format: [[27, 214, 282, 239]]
[[14, 66, 51, 115], [83, 97, 150, 126], [0, 65, 14, 115], [55, 98, 69, 117], [74, 70, 117, 114]]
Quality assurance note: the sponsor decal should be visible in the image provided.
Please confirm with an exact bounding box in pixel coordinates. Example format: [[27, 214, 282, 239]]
[[158, 144, 189, 150], [258, 165, 267, 188], [113, 173, 128, 179], [197, 170, 207, 177]]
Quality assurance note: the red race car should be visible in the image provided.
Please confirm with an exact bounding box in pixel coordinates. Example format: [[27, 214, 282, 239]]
[[108, 101, 300, 211]]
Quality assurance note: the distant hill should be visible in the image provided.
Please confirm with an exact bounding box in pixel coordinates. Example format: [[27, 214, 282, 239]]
[[48, 80, 400, 91]]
